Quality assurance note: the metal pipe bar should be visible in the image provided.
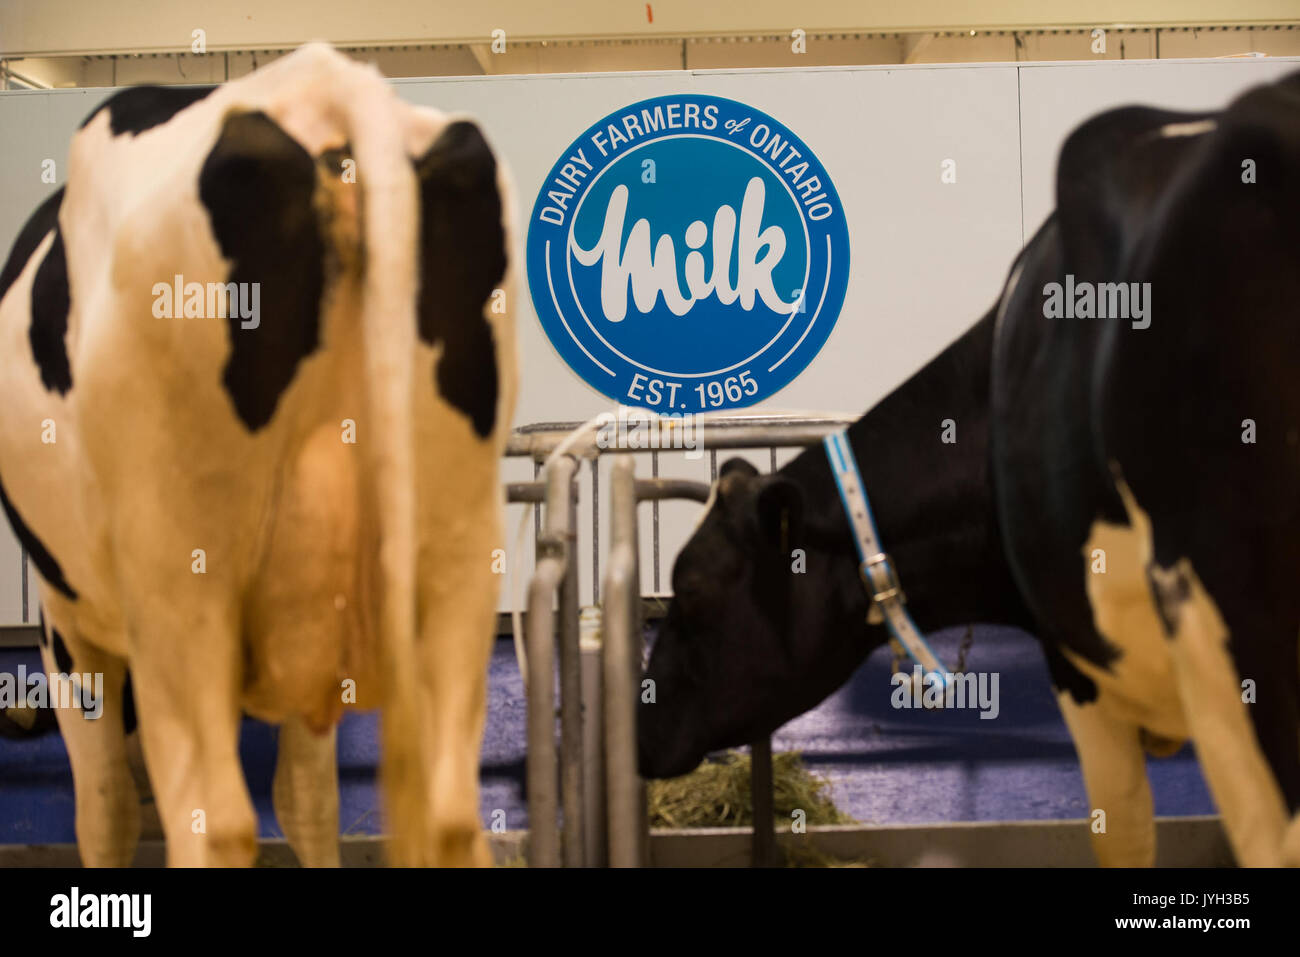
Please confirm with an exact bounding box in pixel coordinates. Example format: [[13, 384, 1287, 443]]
[[524, 455, 577, 868], [506, 481, 545, 504], [532, 460, 542, 559], [559, 479, 584, 868], [602, 542, 642, 867], [511, 413, 856, 436], [0, 66, 50, 89], [750, 737, 776, 867], [651, 451, 660, 593], [580, 618, 607, 866], [507, 424, 851, 458], [604, 456, 647, 867], [753, 450, 781, 862], [506, 416, 856, 458], [525, 561, 561, 868], [633, 478, 711, 503], [591, 458, 600, 605]]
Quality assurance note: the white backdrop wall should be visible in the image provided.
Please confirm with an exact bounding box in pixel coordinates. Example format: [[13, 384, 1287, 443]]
[[0, 56, 1294, 624]]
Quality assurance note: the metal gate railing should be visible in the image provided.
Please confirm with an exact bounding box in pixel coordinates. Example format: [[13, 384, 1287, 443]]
[[509, 413, 855, 867]]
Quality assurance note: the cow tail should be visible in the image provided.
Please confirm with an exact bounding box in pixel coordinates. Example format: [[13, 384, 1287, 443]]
[[337, 62, 427, 865]]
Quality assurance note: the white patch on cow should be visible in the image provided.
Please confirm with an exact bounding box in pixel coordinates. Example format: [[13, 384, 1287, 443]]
[[1069, 492, 1185, 740], [1150, 554, 1292, 866], [1069, 474, 1295, 866], [1158, 119, 1216, 139]]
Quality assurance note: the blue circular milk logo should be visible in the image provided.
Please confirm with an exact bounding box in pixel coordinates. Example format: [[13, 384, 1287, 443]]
[[527, 94, 850, 412]]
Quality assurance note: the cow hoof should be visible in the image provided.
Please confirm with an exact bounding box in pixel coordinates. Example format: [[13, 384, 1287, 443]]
[[434, 824, 490, 868], [1283, 814, 1300, 867]]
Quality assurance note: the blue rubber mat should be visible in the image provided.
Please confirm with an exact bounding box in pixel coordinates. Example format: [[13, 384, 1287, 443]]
[[0, 624, 1212, 845], [779, 625, 1212, 823]]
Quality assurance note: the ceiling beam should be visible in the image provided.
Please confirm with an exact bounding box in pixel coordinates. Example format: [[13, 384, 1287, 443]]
[[3, 0, 1298, 58], [902, 33, 935, 63]]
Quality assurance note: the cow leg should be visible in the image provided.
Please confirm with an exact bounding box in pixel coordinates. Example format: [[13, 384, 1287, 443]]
[[1056, 690, 1155, 866], [125, 600, 256, 867], [416, 501, 498, 867], [417, 599, 494, 867], [273, 717, 340, 867], [1150, 559, 1290, 867], [39, 616, 140, 867]]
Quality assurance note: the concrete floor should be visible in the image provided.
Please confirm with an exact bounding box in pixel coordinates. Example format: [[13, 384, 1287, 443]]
[[0, 623, 1213, 845]]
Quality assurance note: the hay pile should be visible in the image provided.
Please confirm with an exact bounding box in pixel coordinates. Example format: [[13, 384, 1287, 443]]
[[502, 749, 864, 866], [647, 750, 854, 829]]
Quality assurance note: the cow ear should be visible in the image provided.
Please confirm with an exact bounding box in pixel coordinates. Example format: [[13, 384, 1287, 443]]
[[754, 475, 804, 550], [718, 457, 760, 501], [719, 457, 759, 481]]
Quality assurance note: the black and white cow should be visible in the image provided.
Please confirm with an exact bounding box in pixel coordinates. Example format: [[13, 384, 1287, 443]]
[[0, 43, 516, 866], [638, 71, 1300, 867]]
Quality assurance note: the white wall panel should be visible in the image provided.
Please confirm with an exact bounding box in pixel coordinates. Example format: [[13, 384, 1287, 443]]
[[1018, 57, 1299, 237]]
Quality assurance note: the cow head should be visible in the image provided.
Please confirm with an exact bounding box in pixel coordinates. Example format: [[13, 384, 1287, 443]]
[[637, 456, 870, 778]]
